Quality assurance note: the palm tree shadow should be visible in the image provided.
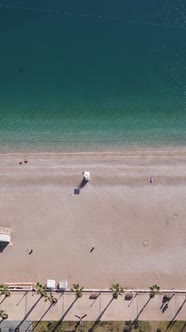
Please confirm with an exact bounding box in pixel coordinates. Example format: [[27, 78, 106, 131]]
[[132, 297, 151, 326], [167, 298, 186, 330], [50, 297, 78, 332], [128, 293, 138, 307], [74, 178, 88, 194], [30, 302, 54, 332], [88, 297, 114, 332], [0, 296, 6, 305], [181, 320, 186, 332], [15, 295, 42, 329], [17, 292, 27, 306]]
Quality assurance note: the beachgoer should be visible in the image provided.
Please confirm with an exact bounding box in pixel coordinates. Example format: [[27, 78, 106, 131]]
[[19, 161, 23, 165], [24, 160, 28, 164], [29, 249, 33, 255], [90, 247, 95, 252], [150, 177, 154, 183]]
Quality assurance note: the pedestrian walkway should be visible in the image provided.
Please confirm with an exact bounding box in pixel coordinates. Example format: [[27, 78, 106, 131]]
[[0, 291, 186, 324], [0, 320, 32, 332]]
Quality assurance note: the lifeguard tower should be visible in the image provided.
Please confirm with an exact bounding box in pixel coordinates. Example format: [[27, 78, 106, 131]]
[[0, 226, 11, 252], [83, 171, 90, 181]]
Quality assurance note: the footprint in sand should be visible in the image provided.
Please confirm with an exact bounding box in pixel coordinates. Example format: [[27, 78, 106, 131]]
[[143, 240, 150, 247], [154, 270, 160, 280], [164, 211, 178, 224]]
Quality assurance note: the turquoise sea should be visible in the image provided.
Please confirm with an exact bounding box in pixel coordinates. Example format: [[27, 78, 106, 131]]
[[0, 0, 186, 152]]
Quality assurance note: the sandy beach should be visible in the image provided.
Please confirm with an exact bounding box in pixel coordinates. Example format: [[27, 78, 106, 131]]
[[0, 149, 186, 289]]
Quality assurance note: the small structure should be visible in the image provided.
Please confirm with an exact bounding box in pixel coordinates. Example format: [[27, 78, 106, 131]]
[[0, 226, 11, 252], [83, 171, 90, 181], [89, 292, 99, 299], [0, 234, 10, 243], [58, 280, 68, 291], [46, 279, 56, 290], [74, 171, 90, 195], [5, 282, 35, 291], [150, 177, 154, 183], [124, 292, 134, 300]]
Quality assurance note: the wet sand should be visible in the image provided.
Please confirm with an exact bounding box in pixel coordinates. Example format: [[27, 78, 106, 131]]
[[0, 150, 186, 289]]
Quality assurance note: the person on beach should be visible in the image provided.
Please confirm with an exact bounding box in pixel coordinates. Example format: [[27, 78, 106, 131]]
[[90, 247, 95, 252], [29, 249, 33, 255], [150, 177, 154, 183], [19, 160, 28, 165]]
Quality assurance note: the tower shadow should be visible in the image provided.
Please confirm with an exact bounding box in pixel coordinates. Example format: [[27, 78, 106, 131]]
[[79, 178, 88, 189], [74, 178, 88, 194]]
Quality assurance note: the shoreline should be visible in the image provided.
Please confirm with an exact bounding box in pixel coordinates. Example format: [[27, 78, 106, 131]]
[[0, 146, 186, 155]]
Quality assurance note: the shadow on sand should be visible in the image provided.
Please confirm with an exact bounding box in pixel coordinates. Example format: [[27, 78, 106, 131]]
[[74, 178, 88, 195], [0, 242, 9, 253]]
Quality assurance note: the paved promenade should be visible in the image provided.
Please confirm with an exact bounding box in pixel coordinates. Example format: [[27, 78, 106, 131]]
[[0, 290, 186, 325]]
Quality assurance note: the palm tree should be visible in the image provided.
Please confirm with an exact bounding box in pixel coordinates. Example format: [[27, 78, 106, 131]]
[[149, 284, 160, 298], [110, 283, 124, 299], [70, 284, 84, 298], [35, 283, 57, 303], [0, 284, 10, 297], [0, 310, 8, 320], [35, 282, 49, 301], [35, 282, 46, 296], [48, 292, 57, 304]]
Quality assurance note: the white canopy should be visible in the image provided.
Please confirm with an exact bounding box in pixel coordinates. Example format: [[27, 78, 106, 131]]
[[58, 280, 68, 290], [84, 171, 90, 181], [46, 279, 56, 289], [0, 234, 10, 243]]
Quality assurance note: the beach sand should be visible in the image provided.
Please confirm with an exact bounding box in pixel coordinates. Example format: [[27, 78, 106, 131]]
[[0, 150, 186, 289]]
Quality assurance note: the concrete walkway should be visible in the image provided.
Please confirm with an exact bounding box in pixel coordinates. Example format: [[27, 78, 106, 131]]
[[0, 291, 186, 324]]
